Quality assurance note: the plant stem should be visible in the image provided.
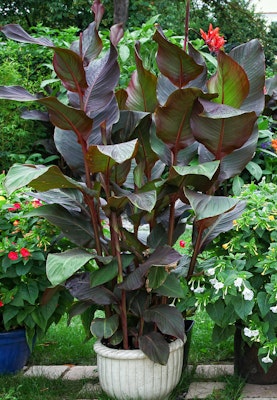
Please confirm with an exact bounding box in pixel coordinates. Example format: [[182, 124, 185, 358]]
[[187, 222, 204, 280], [184, 0, 190, 52]]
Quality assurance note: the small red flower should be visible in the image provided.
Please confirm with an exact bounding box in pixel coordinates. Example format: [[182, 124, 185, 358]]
[[179, 240, 186, 248], [0, 300, 4, 307], [8, 202, 21, 212], [8, 251, 19, 260], [20, 248, 31, 258], [31, 199, 42, 208], [200, 24, 226, 53]]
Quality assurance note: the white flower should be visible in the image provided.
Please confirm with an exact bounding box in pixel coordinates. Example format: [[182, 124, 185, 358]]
[[206, 268, 215, 276], [270, 305, 277, 313], [243, 327, 259, 338], [209, 278, 218, 286], [234, 277, 243, 289], [242, 287, 254, 301], [194, 286, 205, 293], [261, 352, 273, 364]]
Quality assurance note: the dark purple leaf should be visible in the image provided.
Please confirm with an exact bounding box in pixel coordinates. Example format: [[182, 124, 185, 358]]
[[71, 22, 103, 64], [139, 332, 169, 364], [53, 48, 87, 92], [110, 24, 124, 47], [153, 27, 203, 88], [126, 42, 158, 112], [92, 0, 105, 29], [0, 24, 54, 46], [21, 109, 49, 121], [0, 86, 37, 101], [90, 314, 119, 338]]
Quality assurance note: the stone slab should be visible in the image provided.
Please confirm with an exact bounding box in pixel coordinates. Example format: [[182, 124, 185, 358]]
[[195, 364, 234, 378], [78, 383, 102, 398], [63, 365, 98, 380], [186, 382, 226, 399], [24, 365, 69, 379], [242, 384, 277, 398]]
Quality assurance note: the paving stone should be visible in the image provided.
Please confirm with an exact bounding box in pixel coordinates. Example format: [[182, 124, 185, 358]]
[[195, 364, 234, 378], [243, 398, 277, 400], [77, 383, 102, 398], [186, 382, 226, 399], [23, 365, 69, 379], [241, 384, 277, 398], [63, 365, 98, 380]]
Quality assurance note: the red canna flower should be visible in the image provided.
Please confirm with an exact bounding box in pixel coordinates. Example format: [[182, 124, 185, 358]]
[[20, 248, 31, 258], [200, 24, 226, 53], [8, 202, 21, 212], [0, 300, 4, 307], [8, 251, 19, 261], [179, 240, 186, 248]]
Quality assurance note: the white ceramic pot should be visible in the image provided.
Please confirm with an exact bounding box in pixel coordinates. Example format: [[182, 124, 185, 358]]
[[94, 338, 185, 400]]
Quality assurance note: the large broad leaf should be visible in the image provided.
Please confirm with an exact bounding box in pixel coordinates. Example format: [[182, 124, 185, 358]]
[[108, 189, 157, 213], [207, 51, 249, 108], [86, 139, 138, 173], [70, 21, 103, 64], [53, 47, 88, 92], [54, 128, 85, 177], [218, 128, 259, 183], [126, 42, 158, 112], [65, 272, 118, 305], [153, 27, 203, 88], [46, 249, 95, 285], [83, 44, 120, 114], [28, 204, 95, 247], [154, 88, 205, 151], [0, 24, 54, 46], [185, 188, 239, 221], [0, 86, 37, 101], [229, 39, 265, 115], [90, 254, 134, 288], [38, 97, 93, 140], [143, 304, 184, 340], [191, 99, 257, 159], [90, 314, 119, 339], [4, 164, 80, 195], [139, 332, 169, 365], [196, 200, 246, 252], [119, 246, 182, 291], [154, 274, 186, 299], [169, 161, 220, 192]]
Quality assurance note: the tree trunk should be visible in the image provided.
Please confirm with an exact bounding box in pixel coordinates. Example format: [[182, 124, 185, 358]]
[[113, 0, 129, 26]]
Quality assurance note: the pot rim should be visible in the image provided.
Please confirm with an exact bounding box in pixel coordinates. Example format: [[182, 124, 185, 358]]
[[94, 337, 184, 360]]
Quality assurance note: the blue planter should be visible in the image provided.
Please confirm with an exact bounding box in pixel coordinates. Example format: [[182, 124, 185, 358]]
[[0, 329, 31, 374]]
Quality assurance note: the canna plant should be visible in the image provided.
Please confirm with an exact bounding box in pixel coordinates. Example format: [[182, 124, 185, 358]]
[[0, 1, 265, 365]]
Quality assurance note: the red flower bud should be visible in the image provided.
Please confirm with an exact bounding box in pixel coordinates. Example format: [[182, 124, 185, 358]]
[[179, 240, 186, 248], [0, 300, 4, 307], [8, 202, 21, 212]]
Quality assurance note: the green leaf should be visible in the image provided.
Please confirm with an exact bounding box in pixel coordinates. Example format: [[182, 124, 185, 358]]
[[232, 296, 254, 320], [245, 161, 263, 181], [47, 249, 95, 286], [154, 274, 186, 299], [208, 51, 249, 108], [206, 300, 226, 327], [90, 314, 119, 339], [86, 139, 138, 173], [90, 254, 134, 288], [4, 164, 81, 195], [185, 188, 239, 221], [148, 266, 168, 289], [257, 292, 270, 318]]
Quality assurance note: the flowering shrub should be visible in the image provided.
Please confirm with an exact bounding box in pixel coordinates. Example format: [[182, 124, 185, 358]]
[[190, 181, 277, 371], [0, 174, 73, 344]]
